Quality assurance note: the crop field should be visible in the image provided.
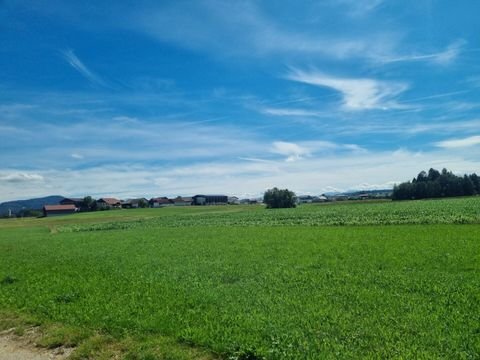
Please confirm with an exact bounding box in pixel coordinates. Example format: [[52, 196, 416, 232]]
[[0, 198, 479, 359]]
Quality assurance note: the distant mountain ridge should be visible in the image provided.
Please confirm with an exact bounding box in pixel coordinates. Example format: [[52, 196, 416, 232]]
[[0, 195, 64, 216], [323, 189, 393, 196]]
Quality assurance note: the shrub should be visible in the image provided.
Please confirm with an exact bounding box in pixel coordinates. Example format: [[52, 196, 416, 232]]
[[263, 187, 296, 209]]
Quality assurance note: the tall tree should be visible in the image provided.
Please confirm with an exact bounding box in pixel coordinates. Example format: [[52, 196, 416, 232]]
[[263, 188, 296, 209]]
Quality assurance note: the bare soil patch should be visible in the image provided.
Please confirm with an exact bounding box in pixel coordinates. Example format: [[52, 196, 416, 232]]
[[0, 328, 73, 360]]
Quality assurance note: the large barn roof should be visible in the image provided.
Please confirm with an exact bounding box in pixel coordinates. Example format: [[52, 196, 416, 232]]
[[43, 204, 76, 211], [98, 198, 121, 205]]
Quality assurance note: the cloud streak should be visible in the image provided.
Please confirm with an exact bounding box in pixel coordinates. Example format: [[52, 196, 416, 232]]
[[286, 68, 408, 111], [435, 135, 480, 149], [62, 49, 108, 87], [381, 39, 466, 66]]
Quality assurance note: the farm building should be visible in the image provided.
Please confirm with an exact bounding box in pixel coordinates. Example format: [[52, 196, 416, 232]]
[[297, 195, 329, 204], [192, 195, 228, 205], [60, 197, 85, 208], [297, 195, 315, 204], [96, 198, 121, 209], [121, 198, 148, 209], [172, 197, 193, 206], [43, 204, 77, 217], [316, 195, 328, 202], [149, 197, 174, 208]]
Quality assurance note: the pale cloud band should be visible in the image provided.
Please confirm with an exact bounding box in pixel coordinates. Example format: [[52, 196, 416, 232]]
[[1, 148, 479, 202], [286, 68, 408, 111], [435, 135, 480, 149]]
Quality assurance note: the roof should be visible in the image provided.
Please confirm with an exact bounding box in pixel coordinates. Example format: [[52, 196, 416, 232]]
[[174, 197, 193, 202], [122, 198, 147, 204], [98, 198, 121, 205], [150, 198, 172, 204], [43, 204, 76, 211], [193, 194, 228, 198]]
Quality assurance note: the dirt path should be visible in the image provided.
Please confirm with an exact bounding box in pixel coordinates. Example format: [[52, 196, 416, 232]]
[[0, 329, 73, 360]]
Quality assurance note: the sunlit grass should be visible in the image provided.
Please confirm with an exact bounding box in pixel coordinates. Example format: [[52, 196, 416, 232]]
[[1, 198, 479, 358]]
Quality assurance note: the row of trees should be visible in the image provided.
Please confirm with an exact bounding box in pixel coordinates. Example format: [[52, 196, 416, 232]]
[[392, 168, 480, 200]]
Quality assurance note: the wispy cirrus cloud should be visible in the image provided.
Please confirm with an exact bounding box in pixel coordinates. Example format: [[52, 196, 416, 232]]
[[286, 68, 408, 111], [336, 0, 385, 16], [381, 39, 466, 66], [62, 49, 108, 87], [435, 135, 480, 149], [131, 1, 397, 62], [259, 107, 324, 117]]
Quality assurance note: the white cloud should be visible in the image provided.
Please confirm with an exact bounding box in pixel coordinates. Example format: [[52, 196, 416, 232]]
[[286, 68, 408, 110], [271, 141, 310, 162], [435, 135, 480, 149], [2, 148, 479, 202], [71, 153, 84, 159], [269, 140, 364, 162], [62, 49, 108, 87], [0, 173, 44, 183]]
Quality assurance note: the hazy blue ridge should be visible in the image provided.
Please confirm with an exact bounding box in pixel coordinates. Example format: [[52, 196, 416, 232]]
[[0, 195, 64, 215]]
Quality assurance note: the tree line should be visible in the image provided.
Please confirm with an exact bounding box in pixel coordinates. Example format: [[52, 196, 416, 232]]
[[392, 168, 480, 200]]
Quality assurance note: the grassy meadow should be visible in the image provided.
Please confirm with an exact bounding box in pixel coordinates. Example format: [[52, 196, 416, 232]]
[[0, 198, 479, 359]]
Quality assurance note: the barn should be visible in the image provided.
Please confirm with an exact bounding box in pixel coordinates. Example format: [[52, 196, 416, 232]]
[[192, 195, 228, 205], [43, 204, 77, 217]]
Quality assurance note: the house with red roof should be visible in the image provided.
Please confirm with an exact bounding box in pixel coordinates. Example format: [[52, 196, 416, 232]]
[[43, 204, 77, 217]]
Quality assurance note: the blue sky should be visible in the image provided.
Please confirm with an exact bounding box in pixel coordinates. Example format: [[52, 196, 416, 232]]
[[1, 0, 480, 201]]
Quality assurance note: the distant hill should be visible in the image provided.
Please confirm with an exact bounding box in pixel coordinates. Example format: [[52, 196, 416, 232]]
[[0, 195, 64, 216], [323, 189, 393, 197], [344, 189, 393, 196]]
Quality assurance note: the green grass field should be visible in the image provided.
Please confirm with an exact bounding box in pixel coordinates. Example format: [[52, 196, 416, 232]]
[[1, 198, 479, 359]]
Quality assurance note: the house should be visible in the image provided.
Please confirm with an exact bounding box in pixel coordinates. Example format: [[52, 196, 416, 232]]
[[314, 195, 329, 202], [43, 204, 77, 217], [60, 197, 85, 208], [297, 195, 315, 204], [121, 198, 148, 209], [149, 197, 174, 208], [228, 196, 240, 205], [240, 198, 260, 204], [192, 195, 228, 205], [329, 194, 348, 201], [96, 198, 121, 209], [172, 196, 193, 206]]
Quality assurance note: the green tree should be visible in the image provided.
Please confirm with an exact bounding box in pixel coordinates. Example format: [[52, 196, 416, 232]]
[[83, 196, 95, 211], [469, 173, 479, 194], [462, 175, 475, 196], [138, 199, 148, 208], [427, 168, 441, 182], [263, 187, 296, 209], [393, 168, 478, 200]]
